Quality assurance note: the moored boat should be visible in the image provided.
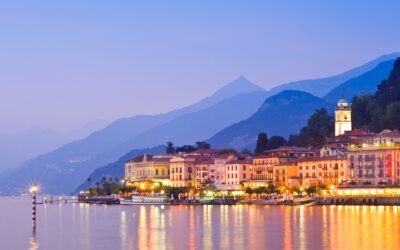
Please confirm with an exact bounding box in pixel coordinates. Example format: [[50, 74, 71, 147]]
[[120, 194, 171, 205]]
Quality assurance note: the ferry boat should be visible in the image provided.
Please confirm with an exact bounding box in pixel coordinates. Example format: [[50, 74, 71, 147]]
[[119, 194, 171, 205]]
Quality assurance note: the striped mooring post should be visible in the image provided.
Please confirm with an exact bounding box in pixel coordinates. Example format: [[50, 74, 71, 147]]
[[32, 191, 37, 227], [30, 184, 38, 227]]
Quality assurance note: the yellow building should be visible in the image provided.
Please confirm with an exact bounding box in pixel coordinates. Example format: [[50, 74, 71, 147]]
[[273, 163, 300, 187], [252, 147, 316, 181], [298, 156, 347, 187], [170, 156, 196, 187], [125, 154, 171, 186]]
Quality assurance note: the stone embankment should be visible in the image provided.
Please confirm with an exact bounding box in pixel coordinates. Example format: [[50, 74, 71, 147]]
[[316, 196, 400, 205]]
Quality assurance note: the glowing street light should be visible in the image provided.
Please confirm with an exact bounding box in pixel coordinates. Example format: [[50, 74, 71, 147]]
[[30, 183, 39, 228], [30, 185, 39, 194]]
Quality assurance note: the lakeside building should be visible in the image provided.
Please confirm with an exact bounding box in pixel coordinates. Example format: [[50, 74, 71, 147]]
[[251, 147, 317, 182], [225, 159, 253, 185], [210, 154, 236, 184], [170, 155, 197, 187], [298, 156, 348, 187], [347, 130, 400, 186], [273, 162, 300, 187], [195, 157, 214, 187], [124, 154, 172, 186]]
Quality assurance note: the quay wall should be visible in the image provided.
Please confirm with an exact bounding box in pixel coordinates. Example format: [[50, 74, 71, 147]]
[[316, 196, 400, 205]]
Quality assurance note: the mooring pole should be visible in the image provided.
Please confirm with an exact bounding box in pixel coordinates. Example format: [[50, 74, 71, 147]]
[[30, 184, 39, 228], [32, 191, 36, 227]]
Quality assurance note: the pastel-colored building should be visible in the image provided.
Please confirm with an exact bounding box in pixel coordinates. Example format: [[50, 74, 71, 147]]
[[211, 154, 236, 184], [124, 154, 171, 186], [347, 130, 400, 186], [170, 156, 196, 187], [273, 162, 300, 187], [195, 157, 214, 187], [225, 159, 252, 185], [298, 156, 347, 187], [252, 147, 317, 181]]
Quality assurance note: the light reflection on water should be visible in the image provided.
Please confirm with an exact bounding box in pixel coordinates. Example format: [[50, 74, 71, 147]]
[[0, 197, 400, 250]]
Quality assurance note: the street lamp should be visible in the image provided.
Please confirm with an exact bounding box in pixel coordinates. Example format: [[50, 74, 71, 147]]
[[30, 184, 39, 227]]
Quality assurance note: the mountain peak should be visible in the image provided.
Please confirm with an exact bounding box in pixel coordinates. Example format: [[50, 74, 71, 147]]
[[211, 76, 265, 100], [259, 90, 321, 112]]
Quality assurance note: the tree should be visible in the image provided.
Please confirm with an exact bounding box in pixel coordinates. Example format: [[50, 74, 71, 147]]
[[351, 94, 373, 129], [245, 187, 253, 195], [287, 134, 301, 146], [266, 136, 286, 150], [166, 141, 175, 154], [293, 108, 333, 147], [175, 145, 197, 153], [386, 102, 400, 129], [241, 148, 252, 155], [217, 148, 237, 155], [196, 141, 211, 149], [254, 133, 268, 155]]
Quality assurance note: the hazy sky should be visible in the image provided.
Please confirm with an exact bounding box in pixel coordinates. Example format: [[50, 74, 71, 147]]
[[1, 1, 400, 133]]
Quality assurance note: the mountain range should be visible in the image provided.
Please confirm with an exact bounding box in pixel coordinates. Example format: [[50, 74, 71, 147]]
[[269, 52, 400, 97], [0, 120, 108, 172], [0, 53, 398, 195]]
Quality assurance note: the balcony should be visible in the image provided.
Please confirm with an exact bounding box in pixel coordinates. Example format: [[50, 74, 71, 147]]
[[365, 174, 376, 178], [364, 165, 375, 170]]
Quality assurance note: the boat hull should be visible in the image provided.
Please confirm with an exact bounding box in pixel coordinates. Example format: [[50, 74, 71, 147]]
[[119, 198, 171, 205]]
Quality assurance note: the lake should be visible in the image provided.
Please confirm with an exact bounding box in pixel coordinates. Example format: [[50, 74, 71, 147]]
[[0, 197, 399, 249]]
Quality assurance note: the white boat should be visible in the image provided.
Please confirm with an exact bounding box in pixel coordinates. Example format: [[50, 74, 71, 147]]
[[119, 195, 171, 205]]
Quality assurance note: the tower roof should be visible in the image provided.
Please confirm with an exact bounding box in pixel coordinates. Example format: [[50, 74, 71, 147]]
[[338, 98, 348, 105]]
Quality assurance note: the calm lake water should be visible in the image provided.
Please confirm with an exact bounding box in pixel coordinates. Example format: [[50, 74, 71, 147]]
[[1, 197, 399, 250]]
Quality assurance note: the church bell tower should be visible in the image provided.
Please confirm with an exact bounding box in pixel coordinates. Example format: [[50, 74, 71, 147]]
[[335, 99, 352, 136]]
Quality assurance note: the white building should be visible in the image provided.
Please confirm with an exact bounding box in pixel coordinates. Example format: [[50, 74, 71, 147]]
[[335, 99, 352, 136]]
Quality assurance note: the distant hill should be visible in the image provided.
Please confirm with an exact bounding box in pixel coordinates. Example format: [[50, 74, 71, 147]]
[[0, 77, 266, 195], [207, 90, 331, 150], [324, 59, 395, 103], [104, 91, 269, 154], [0, 128, 67, 171], [0, 121, 108, 172], [74, 146, 165, 193], [269, 52, 400, 97]]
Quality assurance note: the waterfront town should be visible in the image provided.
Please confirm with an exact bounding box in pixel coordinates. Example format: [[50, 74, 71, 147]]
[[111, 98, 400, 205]]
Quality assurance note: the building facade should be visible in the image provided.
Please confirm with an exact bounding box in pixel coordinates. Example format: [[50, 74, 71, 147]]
[[273, 163, 300, 187], [298, 156, 347, 187], [170, 156, 196, 187], [124, 154, 171, 186], [225, 160, 253, 185]]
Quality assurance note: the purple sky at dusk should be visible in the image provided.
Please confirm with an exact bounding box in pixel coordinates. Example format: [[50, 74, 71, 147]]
[[1, 1, 400, 134]]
